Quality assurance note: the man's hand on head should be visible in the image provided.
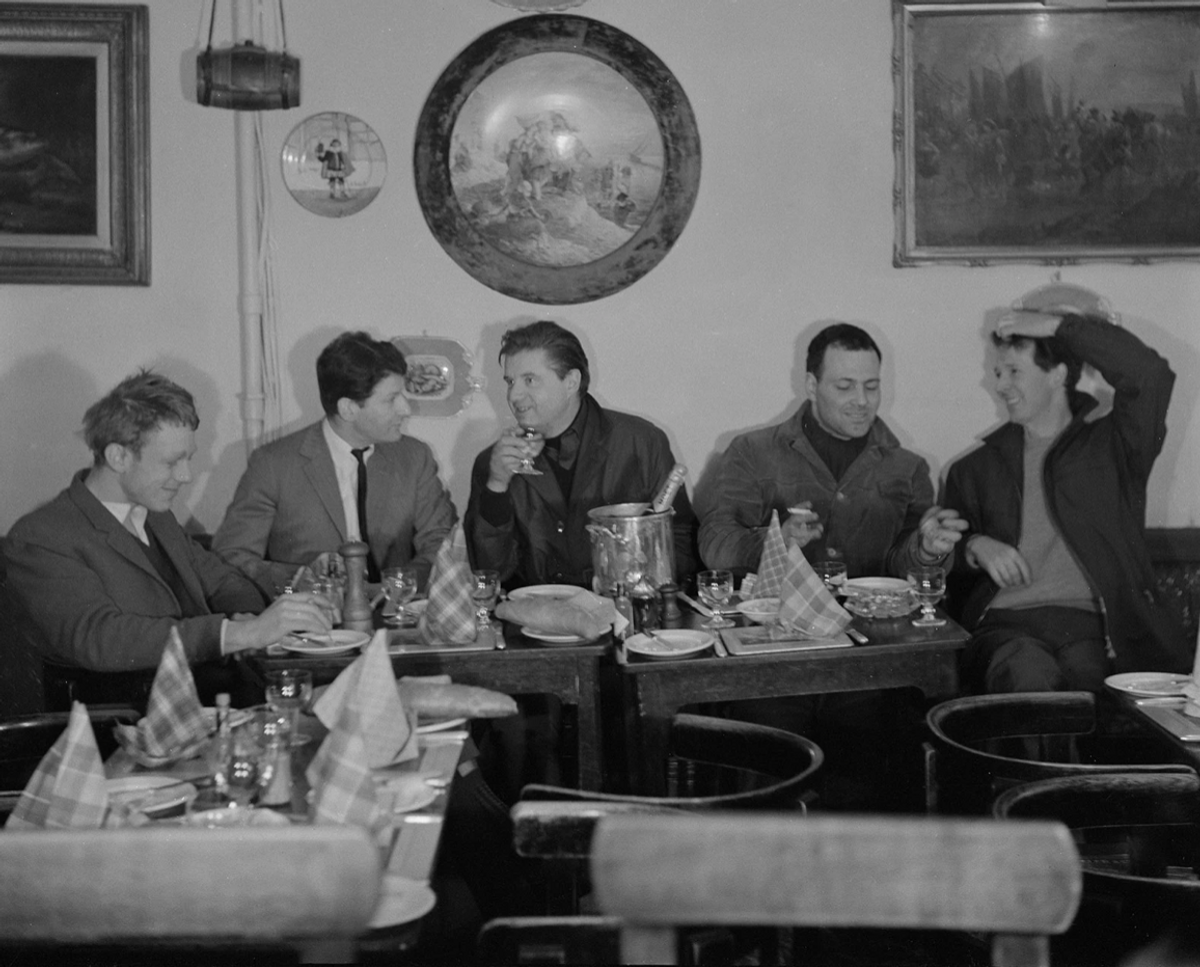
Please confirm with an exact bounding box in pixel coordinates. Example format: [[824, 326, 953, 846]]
[[996, 311, 1061, 341], [965, 535, 1032, 588]]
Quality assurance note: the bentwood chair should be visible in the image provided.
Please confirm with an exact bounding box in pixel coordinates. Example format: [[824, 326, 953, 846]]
[[0, 825, 381, 964], [590, 813, 1082, 967], [0, 706, 139, 824], [995, 771, 1200, 964], [925, 691, 1194, 814]]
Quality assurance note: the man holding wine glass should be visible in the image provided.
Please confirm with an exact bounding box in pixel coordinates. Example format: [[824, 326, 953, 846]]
[[465, 320, 698, 591], [942, 297, 1190, 694]]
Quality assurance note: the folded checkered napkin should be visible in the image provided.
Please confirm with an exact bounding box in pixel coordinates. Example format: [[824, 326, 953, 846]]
[[421, 524, 477, 644], [313, 631, 417, 767], [776, 543, 852, 639], [6, 702, 109, 830], [126, 627, 209, 758], [306, 703, 386, 831], [753, 510, 790, 599]]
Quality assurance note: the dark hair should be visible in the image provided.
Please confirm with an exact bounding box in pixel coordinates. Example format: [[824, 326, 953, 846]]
[[498, 320, 590, 395], [990, 313, 1085, 390], [806, 323, 882, 378], [317, 331, 407, 417], [83, 370, 199, 464]]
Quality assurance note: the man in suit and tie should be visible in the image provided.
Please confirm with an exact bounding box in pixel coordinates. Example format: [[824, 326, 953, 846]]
[[3, 371, 333, 706], [213, 331, 456, 596]]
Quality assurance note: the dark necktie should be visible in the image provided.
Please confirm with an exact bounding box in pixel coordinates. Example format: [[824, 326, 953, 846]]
[[351, 447, 380, 582]]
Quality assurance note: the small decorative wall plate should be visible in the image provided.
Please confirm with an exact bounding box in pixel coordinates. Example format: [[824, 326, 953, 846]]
[[392, 336, 484, 417], [281, 111, 386, 217]]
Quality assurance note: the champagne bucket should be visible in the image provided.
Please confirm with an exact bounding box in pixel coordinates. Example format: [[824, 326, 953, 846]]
[[586, 504, 675, 596]]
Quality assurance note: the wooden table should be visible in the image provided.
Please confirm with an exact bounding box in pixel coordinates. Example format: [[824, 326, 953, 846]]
[[246, 623, 611, 791], [1113, 691, 1200, 771], [619, 610, 969, 794]]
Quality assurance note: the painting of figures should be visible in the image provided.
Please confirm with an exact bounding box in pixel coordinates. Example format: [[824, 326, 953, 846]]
[[894, 2, 1200, 264]]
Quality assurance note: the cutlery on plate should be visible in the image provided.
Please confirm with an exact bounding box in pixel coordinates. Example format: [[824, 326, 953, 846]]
[[846, 627, 869, 644]]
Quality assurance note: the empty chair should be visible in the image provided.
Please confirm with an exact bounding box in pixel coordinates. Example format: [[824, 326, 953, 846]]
[[591, 813, 1082, 967], [0, 825, 381, 963], [925, 691, 1193, 814], [994, 771, 1200, 964]]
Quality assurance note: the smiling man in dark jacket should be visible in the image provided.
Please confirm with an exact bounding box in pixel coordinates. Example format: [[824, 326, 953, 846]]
[[943, 307, 1189, 693]]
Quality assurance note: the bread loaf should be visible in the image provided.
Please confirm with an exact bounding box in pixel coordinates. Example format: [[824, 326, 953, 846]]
[[396, 679, 517, 719]]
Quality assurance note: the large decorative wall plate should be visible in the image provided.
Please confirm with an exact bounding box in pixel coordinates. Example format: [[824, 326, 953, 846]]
[[414, 15, 700, 304], [281, 112, 386, 218]]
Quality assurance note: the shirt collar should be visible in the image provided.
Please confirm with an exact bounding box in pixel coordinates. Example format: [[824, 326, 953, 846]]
[[323, 418, 372, 464], [100, 500, 148, 543]]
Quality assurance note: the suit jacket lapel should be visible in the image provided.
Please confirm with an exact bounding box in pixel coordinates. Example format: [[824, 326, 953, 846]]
[[300, 422, 350, 540], [67, 473, 164, 585], [146, 514, 209, 613]]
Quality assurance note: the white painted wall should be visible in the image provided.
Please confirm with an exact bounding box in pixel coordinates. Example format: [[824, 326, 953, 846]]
[[2, 0, 1198, 539]]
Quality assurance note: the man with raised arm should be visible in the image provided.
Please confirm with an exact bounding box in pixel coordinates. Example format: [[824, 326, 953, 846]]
[[4, 371, 332, 705], [943, 305, 1189, 693], [213, 331, 456, 597]]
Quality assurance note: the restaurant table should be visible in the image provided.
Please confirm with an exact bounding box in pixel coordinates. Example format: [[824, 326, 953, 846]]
[[245, 622, 612, 791], [105, 712, 467, 955], [619, 609, 969, 795], [1110, 690, 1200, 771]]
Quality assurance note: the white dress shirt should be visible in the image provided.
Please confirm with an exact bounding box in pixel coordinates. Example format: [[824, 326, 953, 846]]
[[322, 418, 371, 541]]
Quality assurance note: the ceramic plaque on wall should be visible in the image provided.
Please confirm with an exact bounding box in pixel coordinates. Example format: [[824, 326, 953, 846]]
[[281, 111, 386, 217], [414, 15, 701, 304], [392, 336, 484, 417]]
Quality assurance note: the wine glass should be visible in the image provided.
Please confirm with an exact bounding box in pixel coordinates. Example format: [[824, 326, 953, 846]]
[[813, 560, 848, 597], [513, 425, 543, 476], [265, 668, 313, 747], [471, 569, 500, 631], [907, 565, 947, 628], [381, 565, 418, 627], [696, 569, 735, 630]]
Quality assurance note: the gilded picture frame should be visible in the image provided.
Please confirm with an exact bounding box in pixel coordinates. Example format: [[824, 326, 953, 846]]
[[0, 4, 148, 284], [894, 1, 1200, 266]]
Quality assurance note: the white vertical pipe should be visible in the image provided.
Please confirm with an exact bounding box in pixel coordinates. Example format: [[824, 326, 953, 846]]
[[233, 0, 264, 455]]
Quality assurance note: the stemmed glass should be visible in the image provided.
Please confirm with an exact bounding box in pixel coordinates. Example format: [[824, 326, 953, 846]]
[[471, 569, 500, 632], [381, 565, 418, 627], [265, 668, 314, 747], [696, 569, 735, 630], [513, 425, 543, 476], [907, 565, 947, 628]]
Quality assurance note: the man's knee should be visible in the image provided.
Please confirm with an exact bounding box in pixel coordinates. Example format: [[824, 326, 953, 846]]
[[985, 636, 1064, 693]]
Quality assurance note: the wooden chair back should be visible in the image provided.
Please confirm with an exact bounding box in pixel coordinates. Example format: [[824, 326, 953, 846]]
[[591, 813, 1082, 967], [0, 825, 381, 961], [926, 691, 1194, 814]]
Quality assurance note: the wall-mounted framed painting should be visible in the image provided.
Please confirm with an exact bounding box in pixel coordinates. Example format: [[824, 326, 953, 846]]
[[414, 14, 700, 304], [894, 1, 1200, 267], [0, 4, 148, 284]]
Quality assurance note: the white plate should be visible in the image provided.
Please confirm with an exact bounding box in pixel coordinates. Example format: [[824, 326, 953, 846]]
[[377, 775, 440, 814], [625, 629, 715, 661], [417, 716, 468, 734], [1105, 672, 1194, 698], [280, 629, 371, 655], [106, 775, 198, 816], [367, 874, 437, 930], [507, 584, 582, 601], [522, 627, 587, 645]]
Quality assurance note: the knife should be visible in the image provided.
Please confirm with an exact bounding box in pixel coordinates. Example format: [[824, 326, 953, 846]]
[[677, 591, 714, 618]]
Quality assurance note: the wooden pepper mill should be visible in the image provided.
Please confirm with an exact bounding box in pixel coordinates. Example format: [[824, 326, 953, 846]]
[[339, 541, 374, 633]]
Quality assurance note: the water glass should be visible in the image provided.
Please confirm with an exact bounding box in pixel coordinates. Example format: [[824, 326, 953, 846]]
[[381, 565, 418, 627], [696, 569, 735, 630], [265, 668, 313, 747], [907, 565, 947, 628], [471, 569, 500, 631]]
